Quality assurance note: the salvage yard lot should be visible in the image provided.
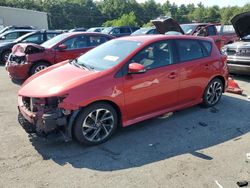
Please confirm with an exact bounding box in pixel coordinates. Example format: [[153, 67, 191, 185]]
[[0, 65, 250, 188]]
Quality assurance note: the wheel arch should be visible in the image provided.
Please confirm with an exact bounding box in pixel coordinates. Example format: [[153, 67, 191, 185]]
[[29, 60, 52, 75], [211, 75, 226, 92], [67, 99, 122, 140]]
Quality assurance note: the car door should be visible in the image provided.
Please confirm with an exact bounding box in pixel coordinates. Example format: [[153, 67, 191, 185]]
[[176, 39, 213, 104], [54, 35, 92, 63], [123, 40, 180, 120]]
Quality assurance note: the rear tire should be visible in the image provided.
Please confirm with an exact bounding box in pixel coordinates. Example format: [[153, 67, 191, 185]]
[[73, 102, 118, 146], [30, 62, 49, 75], [202, 78, 223, 107]]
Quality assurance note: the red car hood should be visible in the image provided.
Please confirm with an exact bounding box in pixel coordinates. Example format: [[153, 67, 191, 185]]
[[19, 62, 99, 98], [12, 43, 45, 56]]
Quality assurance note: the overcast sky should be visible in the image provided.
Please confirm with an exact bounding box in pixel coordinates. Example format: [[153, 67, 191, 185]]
[[136, 0, 250, 7]]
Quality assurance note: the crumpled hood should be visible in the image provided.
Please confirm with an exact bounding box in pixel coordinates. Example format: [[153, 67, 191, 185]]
[[151, 16, 184, 34], [12, 43, 45, 56], [225, 41, 250, 48], [231, 11, 250, 39], [19, 62, 99, 98]]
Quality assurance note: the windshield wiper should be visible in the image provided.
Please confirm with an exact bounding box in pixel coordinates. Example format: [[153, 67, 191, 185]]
[[70, 59, 94, 70]]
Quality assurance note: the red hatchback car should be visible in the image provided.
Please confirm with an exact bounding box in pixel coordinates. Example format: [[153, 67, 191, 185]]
[[18, 35, 228, 145], [6, 32, 114, 80]]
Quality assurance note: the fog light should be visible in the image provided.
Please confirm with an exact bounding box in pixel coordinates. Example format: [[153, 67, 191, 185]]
[[62, 109, 71, 115]]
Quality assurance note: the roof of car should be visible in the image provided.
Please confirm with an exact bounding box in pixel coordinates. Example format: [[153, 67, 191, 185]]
[[118, 34, 214, 43], [63, 32, 114, 37], [2, 29, 35, 34]]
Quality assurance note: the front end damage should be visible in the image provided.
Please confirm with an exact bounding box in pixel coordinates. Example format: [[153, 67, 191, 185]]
[[18, 95, 76, 141]]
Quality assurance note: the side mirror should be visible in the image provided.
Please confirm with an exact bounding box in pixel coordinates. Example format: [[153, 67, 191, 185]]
[[128, 63, 146, 74], [58, 44, 67, 51]]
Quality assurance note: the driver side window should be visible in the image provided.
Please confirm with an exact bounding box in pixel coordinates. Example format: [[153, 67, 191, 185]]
[[62, 35, 88, 50], [131, 41, 173, 70]]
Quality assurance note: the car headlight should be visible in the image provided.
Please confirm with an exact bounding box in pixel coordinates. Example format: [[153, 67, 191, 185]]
[[221, 46, 227, 55]]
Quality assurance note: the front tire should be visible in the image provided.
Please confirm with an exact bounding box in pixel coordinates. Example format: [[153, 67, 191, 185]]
[[73, 102, 118, 146], [202, 78, 223, 107], [30, 62, 49, 75]]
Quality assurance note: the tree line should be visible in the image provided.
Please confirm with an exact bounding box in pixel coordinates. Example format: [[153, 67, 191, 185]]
[[0, 0, 249, 29]]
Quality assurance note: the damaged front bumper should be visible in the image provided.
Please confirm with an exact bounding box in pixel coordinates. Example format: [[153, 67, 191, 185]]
[[18, 96, 73, 140], [5, 54, 31, 80]]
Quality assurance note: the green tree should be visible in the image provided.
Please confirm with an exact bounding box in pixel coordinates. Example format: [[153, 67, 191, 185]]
[[103, 12, 138, 27]]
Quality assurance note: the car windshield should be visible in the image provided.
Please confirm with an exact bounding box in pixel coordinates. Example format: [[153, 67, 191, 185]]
[[101, 27, 113, 34], [131, 28, 151, 35], [180, 24, 197, 34], [41, 33, 69, 48], [76, 40, 142, 71]]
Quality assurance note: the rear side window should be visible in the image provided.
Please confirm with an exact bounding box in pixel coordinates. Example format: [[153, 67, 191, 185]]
[[5, 32, 18, 39], [200, 41, 212, 57], [47, 33, 58, 40], [22, 33, 43, 43], [176, 40, 203, 62]]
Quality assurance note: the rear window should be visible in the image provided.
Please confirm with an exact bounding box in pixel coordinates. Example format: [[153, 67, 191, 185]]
[[176, 40, 203, 62]]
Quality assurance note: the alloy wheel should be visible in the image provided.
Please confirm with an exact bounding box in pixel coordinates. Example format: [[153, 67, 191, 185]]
[[206, 81, 222, 105], [82, 109, 114, 142], [34, 65, 47, 73]]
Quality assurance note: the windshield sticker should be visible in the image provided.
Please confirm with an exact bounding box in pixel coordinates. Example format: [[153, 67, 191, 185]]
[[104, 55, 119, 62]]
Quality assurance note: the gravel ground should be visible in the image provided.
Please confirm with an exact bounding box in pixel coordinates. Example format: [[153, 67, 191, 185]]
[[0, 66, 250, 188]]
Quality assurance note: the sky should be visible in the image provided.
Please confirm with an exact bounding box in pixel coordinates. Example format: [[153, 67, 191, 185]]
[[136, 0, 250, 7]]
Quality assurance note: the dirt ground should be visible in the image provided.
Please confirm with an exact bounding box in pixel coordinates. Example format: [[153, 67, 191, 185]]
[[0, 65, 250, 188]]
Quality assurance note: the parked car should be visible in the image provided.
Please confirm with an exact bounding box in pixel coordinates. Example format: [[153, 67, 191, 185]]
[[0, 30, 62, 64], [68, 28, 87, 32], [6, 32, 114, 80], [102, 26, 140, 37], [180, 23, 237, 48], [17, 34, 228, 145], [131, 27, 158, 35], [87, 27, 105, 32], [222, 11, 250, 75], [0, 29, 34, 43], [0, 25, 36, 34]]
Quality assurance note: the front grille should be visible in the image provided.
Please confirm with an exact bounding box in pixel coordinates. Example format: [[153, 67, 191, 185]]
[[22, 97, 31, 111], [236, 48, 250, 57], [226, 49, 237, 56], [226, 48, 250, 57], [22, 97, 59, 112], [9, 54, 26, 64]]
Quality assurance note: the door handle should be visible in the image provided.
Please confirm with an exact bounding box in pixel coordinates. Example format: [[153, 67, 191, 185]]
[[168, 72, 177, 79]]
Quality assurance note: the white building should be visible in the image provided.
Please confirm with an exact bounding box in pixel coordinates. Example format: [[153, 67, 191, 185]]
[[0, 6, 48, 30]]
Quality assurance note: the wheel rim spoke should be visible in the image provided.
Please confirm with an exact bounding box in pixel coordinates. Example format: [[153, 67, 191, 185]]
[[82, 108, 114, 142], [206, 81, 222, 105], [35, 65, 47, 73]]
